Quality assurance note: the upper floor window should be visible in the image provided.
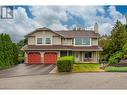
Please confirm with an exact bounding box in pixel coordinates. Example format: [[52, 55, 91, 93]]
[[36, 37, 52, 45], [37, 38, 43, 44], [45, 38, 51, 44], [74, 37, 91, 46]]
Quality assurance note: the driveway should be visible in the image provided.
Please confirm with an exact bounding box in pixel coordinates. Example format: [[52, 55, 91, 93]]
[[0, 72, 127, 89], [0, 64, 55, 78]]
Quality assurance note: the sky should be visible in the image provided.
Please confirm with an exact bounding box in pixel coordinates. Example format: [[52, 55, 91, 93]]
[[0, 6, 127, 42]]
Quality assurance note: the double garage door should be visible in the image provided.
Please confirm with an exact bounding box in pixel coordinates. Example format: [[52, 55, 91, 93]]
[[28, 52, 57, 64]]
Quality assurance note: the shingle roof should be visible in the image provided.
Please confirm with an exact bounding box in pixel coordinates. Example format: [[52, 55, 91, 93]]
[[22, 45, 103, 51], [25, 27, 100, 38], [55, 30, 100, 38]]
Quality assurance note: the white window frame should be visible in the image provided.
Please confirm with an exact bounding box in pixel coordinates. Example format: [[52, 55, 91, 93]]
[[74, 37, 91, 46], [36, 37, 52, 45], [36, 37, 44, 45], [45, 37, 52, 45]]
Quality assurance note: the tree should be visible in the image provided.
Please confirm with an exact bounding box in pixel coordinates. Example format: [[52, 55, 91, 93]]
[[17, 38, 27, 57], [0, 33, 18, 69], [99, 19, 127, 64], [110, 20, 127, 53]]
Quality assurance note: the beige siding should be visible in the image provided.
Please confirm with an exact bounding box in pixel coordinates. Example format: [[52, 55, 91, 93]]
[[30, 30, 56, 37], [28, 30, 61, 45], [62, 38, 73, 45], [91, 38, 98, 46], [28, 37, 35, 45], [53, 36, 61, 45]]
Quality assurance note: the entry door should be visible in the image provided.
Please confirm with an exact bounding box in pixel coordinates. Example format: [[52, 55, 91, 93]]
[[75, 52, 80, 62]]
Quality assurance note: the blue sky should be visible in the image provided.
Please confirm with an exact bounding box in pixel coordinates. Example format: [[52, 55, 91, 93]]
[[0, 6, 127, 42]]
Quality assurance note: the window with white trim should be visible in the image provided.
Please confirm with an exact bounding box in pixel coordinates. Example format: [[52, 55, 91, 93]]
[[37, 38, 43, 44], [75, 37, 91, 46], [36, 37, 52, 45], [45, 38, 51, 44], [84, 52, 92, 58]]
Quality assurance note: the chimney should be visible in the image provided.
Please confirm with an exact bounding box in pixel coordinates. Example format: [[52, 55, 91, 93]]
[[94, 23, 98, 33]]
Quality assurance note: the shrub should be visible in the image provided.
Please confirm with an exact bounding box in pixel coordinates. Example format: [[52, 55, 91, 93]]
[[123, 43, 127, 54], [108, 51, 124, 65], [105, 66, 127, 72], [57, 56, 74, 72], [18, 56, 24, 64], [124, 55, 127, 59], [109, 58, 118, 65]]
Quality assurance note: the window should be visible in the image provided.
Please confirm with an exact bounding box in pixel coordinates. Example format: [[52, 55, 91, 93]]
[[37, 38, 43, 44], [84, 52, 92, 58], [75, 37, 91, 46], [37, 37, 52, 45], [72, 39, 74, 44], [45, 38, 51, 44]]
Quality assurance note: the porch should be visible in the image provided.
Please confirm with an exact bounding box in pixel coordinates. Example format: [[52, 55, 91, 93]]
[[60, 51, 99, 63]]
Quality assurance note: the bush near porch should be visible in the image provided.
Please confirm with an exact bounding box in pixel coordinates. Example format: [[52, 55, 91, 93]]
[[72, 63, 102, 72], [57, 56, 74, 72]]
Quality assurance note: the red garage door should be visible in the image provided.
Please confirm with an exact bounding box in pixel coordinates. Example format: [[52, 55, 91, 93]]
[[28, 52, 41, 64], [44, 52, 57, 64]]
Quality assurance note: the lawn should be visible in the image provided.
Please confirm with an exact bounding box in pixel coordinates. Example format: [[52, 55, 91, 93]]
[[72, 63, 103, 72], [105, 66, 127, 72]]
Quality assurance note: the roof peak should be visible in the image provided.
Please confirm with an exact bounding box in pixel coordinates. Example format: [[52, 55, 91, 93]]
[[36, 27, 51, 31]]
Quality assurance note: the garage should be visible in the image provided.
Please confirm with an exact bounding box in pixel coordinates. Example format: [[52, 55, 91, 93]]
[[44, 52, 57, 64], [28, 52, 41, 64]]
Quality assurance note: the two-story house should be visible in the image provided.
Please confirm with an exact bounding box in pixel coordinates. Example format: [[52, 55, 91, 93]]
[[22, 23, 103, 64]]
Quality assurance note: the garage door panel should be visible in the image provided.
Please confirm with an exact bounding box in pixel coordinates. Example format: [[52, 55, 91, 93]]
[[44, 53, 57, 64], [28, 52, 41, 64]]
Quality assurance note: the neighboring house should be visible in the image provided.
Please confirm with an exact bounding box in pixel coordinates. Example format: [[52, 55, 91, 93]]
[[22, 23, 103, 64]]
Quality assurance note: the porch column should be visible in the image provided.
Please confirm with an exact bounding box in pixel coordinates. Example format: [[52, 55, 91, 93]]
[[96, 51, 99, 63], [57, 51, 60, 58], [25, 52, 28, 63], [67, 51, 69, 56], [40, 51, 44, 63], [81, 51, 84, 62]]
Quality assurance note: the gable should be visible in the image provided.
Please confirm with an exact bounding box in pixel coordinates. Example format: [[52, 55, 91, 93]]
[[25, 28, 64, 38], [29, 30, 59, 37]]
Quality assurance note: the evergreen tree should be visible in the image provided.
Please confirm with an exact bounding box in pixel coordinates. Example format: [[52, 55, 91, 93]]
[[0, 33, 19, 69], [99, 19, 127, 63], [107, 20, 127, 55]]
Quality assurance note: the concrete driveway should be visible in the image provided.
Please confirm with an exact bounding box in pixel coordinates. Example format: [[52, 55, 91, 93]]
[[0, 64, 55, 78], [0, 72, 127, 89]]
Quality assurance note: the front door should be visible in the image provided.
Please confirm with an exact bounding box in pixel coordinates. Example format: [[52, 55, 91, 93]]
[[75, 52, 80, 62]]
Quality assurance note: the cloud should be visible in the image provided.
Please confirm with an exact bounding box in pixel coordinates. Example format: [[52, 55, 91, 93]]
[[0, 6, 126, 42], [108, 6, 126, 24]]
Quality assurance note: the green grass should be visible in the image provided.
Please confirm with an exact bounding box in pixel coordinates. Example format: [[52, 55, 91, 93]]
[[105, 66, 127, 72], [72, 63, 102, 72]]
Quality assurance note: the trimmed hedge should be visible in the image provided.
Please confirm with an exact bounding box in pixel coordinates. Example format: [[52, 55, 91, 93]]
[[57, 56, 74, 72], [105, 66, 127, 72]]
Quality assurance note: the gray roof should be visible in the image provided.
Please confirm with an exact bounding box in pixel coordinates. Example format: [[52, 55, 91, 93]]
[[55, 30, 100, 38], [25, 27, 100, 38]]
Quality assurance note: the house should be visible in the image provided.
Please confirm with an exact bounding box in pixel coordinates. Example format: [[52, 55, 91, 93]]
[[22, 23, 103, 64]]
